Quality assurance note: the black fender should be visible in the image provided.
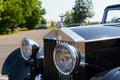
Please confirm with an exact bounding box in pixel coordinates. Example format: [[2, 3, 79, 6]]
[[1, 48, 29, 80], [101, 67, 120, 80], [90, 67, 120, 80]]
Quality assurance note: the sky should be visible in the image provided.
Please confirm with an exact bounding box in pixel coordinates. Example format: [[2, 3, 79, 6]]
[[41, 0, 120, 22]]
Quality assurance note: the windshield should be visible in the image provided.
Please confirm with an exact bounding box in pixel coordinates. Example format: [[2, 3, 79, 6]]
[[106, 10, 120, 23]]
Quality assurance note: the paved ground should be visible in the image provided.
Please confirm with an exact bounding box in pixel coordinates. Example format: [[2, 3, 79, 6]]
[[0, 29, 50, 79]]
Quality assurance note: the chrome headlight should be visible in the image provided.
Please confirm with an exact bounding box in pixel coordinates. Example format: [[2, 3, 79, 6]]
[[53, 43, 81, 75], [21, 38, 39, 60]]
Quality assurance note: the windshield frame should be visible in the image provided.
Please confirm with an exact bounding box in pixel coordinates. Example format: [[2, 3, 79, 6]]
[[102, 4, 120, 24]]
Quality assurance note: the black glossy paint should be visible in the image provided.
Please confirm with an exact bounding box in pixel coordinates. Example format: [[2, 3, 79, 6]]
[[70, 26, 120, 40], [91, 67, 120, 80], [85, 38, 120, 79], [1, 48, 29, 80], [105, 4, 120, 10]]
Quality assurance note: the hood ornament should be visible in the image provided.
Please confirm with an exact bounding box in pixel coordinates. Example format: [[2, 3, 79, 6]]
[[56, 13, 66, 29]]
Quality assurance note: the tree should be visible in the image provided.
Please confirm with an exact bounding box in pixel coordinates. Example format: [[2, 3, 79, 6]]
[[0, 0, 3, 15], [24, 0, 46, 30], [0, 0, 24, 33], [72, 0, 94, 24], [51, 21, 54, 26], [0, 0, 46, 34], [41, 18, 47, 24], [64, 11, 73, 25]]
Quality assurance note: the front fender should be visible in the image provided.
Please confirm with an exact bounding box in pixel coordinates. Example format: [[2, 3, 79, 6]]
[[90, 67, 120, 80], [1, 48, 29, 80]]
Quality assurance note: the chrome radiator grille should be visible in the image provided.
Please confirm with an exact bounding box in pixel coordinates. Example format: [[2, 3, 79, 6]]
[[44, 39, 75, 80]]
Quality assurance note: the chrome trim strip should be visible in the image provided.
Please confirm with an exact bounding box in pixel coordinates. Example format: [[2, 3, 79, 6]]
[[61, 28, 85, 42]]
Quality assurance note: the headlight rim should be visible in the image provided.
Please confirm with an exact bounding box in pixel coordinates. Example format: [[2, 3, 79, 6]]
[[53, 43, 81, 75], [21, 38, 39, 60]]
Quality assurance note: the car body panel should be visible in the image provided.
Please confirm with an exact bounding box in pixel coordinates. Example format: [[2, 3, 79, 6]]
[[44, 25, 120, 42], [1, 48, 29, 80]]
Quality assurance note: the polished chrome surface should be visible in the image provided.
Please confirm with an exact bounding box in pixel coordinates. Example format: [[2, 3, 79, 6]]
[[21, 38, 39, 60], [61, 28, 85, 42], [53, 43, 81, 75], [46, 35, 58, 40], [35, 74, 42, 80], [37, 46, 44, 59], [44, 28, 85, 42]]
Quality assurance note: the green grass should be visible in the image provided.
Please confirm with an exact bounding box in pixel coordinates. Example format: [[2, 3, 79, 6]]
[[0, 27, 29, 36], [48, 26, 68, 29], [48, 26, 57, 29], [0, 26, 58, 36], [0, 30, 30, 37]]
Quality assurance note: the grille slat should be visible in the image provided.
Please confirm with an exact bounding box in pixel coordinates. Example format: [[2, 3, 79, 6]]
[[86, 39, 120, 79], [86, 47, 120, 79]]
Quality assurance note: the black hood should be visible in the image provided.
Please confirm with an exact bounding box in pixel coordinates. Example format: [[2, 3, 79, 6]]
[[70, 26, 120, 41], [44, 25, 120, 42]]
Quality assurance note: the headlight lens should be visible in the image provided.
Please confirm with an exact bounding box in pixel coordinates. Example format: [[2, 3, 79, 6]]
[[21, 38, 39, 60], [53, 43, 80, 75]]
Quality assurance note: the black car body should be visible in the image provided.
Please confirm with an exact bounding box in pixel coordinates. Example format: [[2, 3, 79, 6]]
[[1, 4, 120, 80], [43, 26, 120, 80]]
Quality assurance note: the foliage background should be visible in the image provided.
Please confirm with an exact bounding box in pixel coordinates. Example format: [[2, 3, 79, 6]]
[[0, 0, 46, 34], [64, 0, 94, 25]]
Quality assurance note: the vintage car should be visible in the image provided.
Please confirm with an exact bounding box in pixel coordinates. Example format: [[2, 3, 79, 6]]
[[1, 4, 120, 80]]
